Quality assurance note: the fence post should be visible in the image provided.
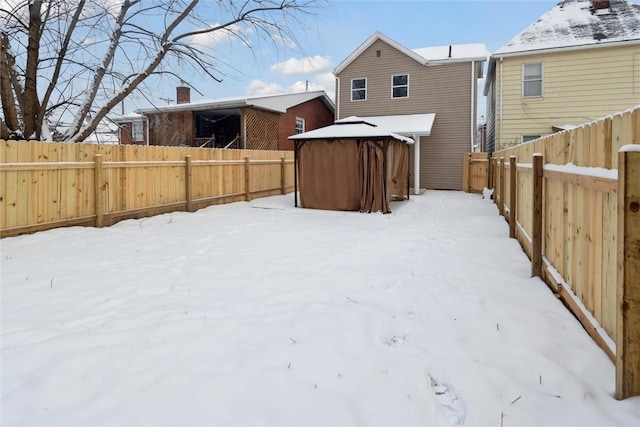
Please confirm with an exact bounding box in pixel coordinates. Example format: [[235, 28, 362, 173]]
[[462, 153, 470, 193], [185, 155, 192, 212], [616, 149, 640, 400], [531, 154, 543, 277], [281, 156, 286, 195], [499, 157, 505, 216], [487, 154, 493, 191], [245, 156, 251, 201], [509, 156, 517, 238], [94, 154, 104, 228], [493, 157, 499, 207]]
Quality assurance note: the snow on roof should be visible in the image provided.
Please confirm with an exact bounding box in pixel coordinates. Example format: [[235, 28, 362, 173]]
[[552, 124, 579, 131], [412, 44, 490, 62], [335, 113, 436, 136], [288, 121, 415, 144], [111, 113, 144, 122], [334, 32, 487, 74], [135, 91, 333, 115], [495, 0, 640, 55], [249, 91, 334, 112]]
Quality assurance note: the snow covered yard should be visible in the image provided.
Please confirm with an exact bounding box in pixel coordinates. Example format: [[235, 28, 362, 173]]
[[1, 191, 638, 426]]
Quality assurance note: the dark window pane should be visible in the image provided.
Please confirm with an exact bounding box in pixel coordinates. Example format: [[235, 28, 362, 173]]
[[393, 75, 407, 85], [352, 89, 366, 100], [393, 87, 408, 98], [352, 79, 365, 89]]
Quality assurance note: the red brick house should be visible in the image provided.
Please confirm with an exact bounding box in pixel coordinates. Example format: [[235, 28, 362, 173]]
[[114, 88, 334, 150], [113, 113, 147, 145]]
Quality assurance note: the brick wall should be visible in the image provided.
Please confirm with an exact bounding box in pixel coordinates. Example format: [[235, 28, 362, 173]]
[[117, 120, 148, 145], [278, 97, 334, 150]]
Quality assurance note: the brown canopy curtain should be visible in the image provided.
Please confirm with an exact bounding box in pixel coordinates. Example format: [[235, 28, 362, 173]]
[[293, 138, 410, 214]]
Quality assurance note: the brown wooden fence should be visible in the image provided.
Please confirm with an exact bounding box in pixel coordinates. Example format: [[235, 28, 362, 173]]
[[1, 141, 294, 238], [462, 152, 489, 193], [491, 106, 640, 399]]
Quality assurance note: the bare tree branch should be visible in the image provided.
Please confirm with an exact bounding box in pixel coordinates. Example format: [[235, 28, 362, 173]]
[[1, 0, 324, 142], [39, 0, 86, 135]]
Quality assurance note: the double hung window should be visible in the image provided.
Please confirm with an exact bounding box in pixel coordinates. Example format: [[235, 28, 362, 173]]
[[351, 78, 367, 101], [392, 74, 409, 98], [523, 63, 543, 97]]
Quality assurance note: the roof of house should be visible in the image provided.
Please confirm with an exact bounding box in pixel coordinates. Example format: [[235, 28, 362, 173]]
[[111, 112, 144, 123], [495, 0, 640, 56], [135, 91, 334, 115], [335, 114, 436, 137], [334, 32, 488, 74]]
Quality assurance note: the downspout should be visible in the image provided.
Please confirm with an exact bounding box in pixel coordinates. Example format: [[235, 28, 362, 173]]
[[470, 60, 475, 152], [413, 133, 420, 195], [335, 76, 340, 120], [499, 57, 503, 150]]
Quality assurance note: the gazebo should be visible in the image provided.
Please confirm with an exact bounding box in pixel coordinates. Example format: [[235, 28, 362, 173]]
[[289, 118, 414, 214]]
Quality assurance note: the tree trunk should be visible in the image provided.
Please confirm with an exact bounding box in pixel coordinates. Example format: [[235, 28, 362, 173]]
[[23, 0, 43, 140], [0, 33, 20, 135]]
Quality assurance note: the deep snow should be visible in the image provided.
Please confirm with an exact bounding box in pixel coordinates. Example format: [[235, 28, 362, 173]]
[[1, 191, 639, 426]]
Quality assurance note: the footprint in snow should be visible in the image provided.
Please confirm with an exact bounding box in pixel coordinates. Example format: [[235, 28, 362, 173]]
[[384, 334, 406, 347], [428, 373, 466, 425]]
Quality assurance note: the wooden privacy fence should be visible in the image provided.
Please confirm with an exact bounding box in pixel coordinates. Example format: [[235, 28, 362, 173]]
[[491, 106, 640, 400], [1, 141, 295, 237], [462, 152, 489, 193]]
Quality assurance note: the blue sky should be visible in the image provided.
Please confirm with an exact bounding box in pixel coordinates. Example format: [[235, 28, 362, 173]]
[[129, 0, 561, 116]]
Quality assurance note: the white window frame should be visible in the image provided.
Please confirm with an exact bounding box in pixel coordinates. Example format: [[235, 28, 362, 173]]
[[522, 63, 543, 98], [522, 134, 541, 143], [351, 78, 367, 101], [391, 74, 409, 99], [132, 120, 144, 141], [295, 117, 305, 134]]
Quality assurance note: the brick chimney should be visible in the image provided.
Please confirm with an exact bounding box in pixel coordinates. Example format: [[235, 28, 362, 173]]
[[176, 86, 191, 104], [592, 0, 610, 10]]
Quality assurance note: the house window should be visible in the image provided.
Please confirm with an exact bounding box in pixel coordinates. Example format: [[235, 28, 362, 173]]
[[523, 63, 543, 97], [392, 74, 409, 98], [351, 78, 366, 101], [295, 117, 305, 134], [522, 134, 541, 143], [132, 121, 143, 141]]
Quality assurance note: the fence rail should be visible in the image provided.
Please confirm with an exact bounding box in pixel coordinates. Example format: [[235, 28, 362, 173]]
[[491, 106, 640, 399], [1, 141, 294, 238]]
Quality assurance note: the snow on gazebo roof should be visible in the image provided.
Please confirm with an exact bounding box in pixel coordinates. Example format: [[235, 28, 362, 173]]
[[289, 119, 414, 144]]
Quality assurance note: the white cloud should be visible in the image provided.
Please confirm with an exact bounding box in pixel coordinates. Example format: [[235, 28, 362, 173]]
[[245, 79, 286, 96], [245, 72, 336, 102], [190, 24, 242, 48], [315, 72, 336, 89], [270, 56, 332, 75]]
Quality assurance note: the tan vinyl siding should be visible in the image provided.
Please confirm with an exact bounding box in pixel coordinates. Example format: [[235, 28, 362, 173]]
[[495, 44, 640, 149], [337, 39, 475, 190]]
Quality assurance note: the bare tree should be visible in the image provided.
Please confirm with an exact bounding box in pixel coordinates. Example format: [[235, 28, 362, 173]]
[[0, 0, 323, 142]]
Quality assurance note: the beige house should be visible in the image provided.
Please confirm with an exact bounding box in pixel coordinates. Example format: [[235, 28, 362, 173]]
[[334, 32, 488, 191], [484, 0, 640, 152]]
